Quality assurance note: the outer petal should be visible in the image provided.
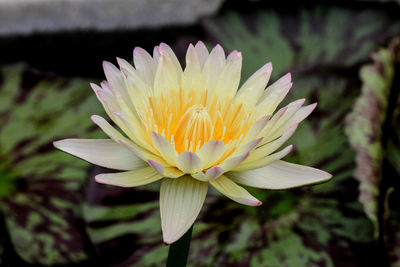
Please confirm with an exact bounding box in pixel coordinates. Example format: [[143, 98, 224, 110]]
[[213, 50, 242, 99], [233, 145, 293, 171], [133, 47, 157, 87], [160, 176, 208, 244], [255, 73, 292, 117], [210, 175, 262, 206], [53, 138, 145, 171], [197, 140, 226, 169], [194, 41, 209, 68], [248, 123, 298, 162], [181, 44, 203, 94], [241, 115, 270, 144], [95, 166, 162, 187], [235, 62, 272, 107], [267, 103, 317, 141], [177, 151, 203, 174], [203, 44, 226, 103], [228, 160, 332, 189], [154, 52, 181, 97]]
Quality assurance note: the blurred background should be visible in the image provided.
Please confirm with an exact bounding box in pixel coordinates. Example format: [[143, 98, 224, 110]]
[[0, 0, 400, 266]]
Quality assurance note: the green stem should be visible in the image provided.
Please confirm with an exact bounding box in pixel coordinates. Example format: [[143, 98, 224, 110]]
[[166, 225, 193, 267]]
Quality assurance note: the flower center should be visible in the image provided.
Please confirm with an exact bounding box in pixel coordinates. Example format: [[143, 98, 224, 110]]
[[174, 105, 212, 153]]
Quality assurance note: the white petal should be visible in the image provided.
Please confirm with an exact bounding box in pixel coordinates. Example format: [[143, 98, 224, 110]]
[[151, 132, 178, 165], [210, 175, 262, 206], [197, 140, 226, 169], [103, 61, 134, 111], [255, 73, 292, 116], [95, 166, 162, 187], [53, 138, 145, 170], [91, 115, 130, 144], [213, 50, 242, 99], [241, 115, 270, 144], [191, 166, 224, 181], [269, 103, 317, 140], [148, 160, 185, 178], [203, 44, 226, 103], [234, 137, 263, 157], [119, 139, 170, 166], [194, 41, 209, 68], [154, 52, 181, 97], [235, 62, 272, 107], [233, 145, 293, 171], [177, 151, 203, 174], [260, 99, 306, 144], [228, 160, 332, 189], [133, 47, 157, 86], [248, 123, 298, 162], [217, 152, 250, 172], [182, 44, 203, 93], [159, 42, 183, 74], [160, 176, 208, 244]]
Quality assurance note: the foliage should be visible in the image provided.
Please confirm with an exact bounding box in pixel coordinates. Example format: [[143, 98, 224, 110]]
[[0, 65, 103, 265]]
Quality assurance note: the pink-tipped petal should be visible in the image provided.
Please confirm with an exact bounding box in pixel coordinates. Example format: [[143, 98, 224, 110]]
[[210, 175, 262, 206], [177, 151, 203, 174], [95, 166, 162, 188], [228, 160, 332, 190], [160, 176, 208, 244]]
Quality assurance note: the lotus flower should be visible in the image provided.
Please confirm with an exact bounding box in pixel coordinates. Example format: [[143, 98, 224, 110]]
[[54, 42, 332, 244]]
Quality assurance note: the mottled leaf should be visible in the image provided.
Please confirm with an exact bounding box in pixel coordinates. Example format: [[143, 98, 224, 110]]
[[0, 65, 103, 265], [345, 38, 400, 237]]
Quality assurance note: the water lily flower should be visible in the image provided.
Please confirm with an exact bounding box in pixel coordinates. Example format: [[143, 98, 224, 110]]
[[54, 42, 332, 244]]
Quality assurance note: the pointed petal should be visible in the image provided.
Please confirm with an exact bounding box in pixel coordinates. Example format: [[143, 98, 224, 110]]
[[194, 41, 209, 68], [151, 132, 178, 165], [154, 52, 181, 96], [228, 160, 332, 189], [160, 176, 208, 244], [210, 175, 262, 206], [133, 47, 157, 86], [91, 115, 130, 144], [217, 152, 250, 172], [233, 145, 293, 171], [213, 50, 242, 99], [148, 160, 185, 178], [234, 137, 263, 157], [182, 44, 203, 93], [95, 166, 162, 187], [203, 44, 226, 101], [159, 42, 183, 74], [177, 151, 203, 174], [241, 115, 270, 144], [103, 61, 125, 92], [53, 138, 145, 170], [235, 62, 272, 107], [255, 73, 292, 116], [191, 166, 224, 181], [269, 103, 317, 140], [248, 123, 298, 162], [197, 140, 226, 169]]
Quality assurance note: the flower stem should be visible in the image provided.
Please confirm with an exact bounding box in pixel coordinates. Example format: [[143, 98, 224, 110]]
[[166, 225, 193, 267]]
